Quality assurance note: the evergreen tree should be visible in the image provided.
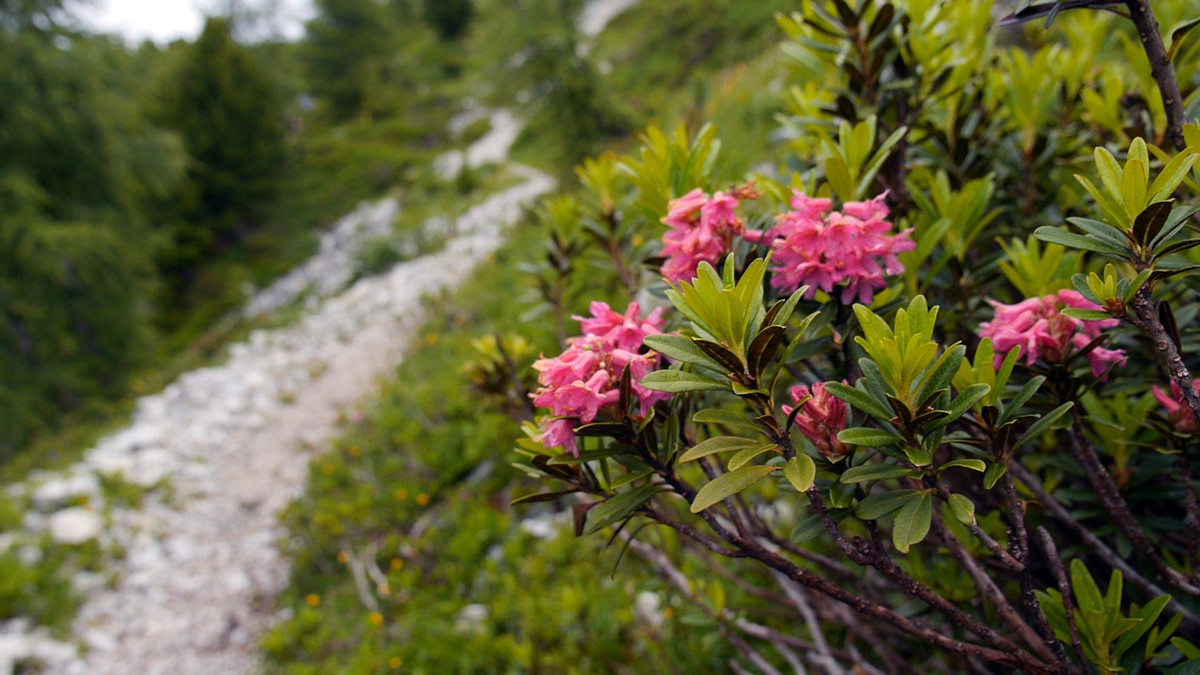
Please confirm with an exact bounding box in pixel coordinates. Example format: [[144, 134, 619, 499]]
[[302, 0, 399, 121], [0, 30, 185, 453], [421, 0, 472, 41], [153, 17, 288, 266]]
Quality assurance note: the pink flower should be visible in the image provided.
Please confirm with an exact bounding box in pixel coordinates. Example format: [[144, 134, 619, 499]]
[[758, 190, 913, 304], [659, 185, 759, 283], [979, 290, 1126, 378], [783, 382, 849, 459], [1153, 379, 1200, 434], [531, 301, 671, 455]]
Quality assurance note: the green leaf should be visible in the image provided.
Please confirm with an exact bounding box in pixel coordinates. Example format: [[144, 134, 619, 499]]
[[1014, 402, 1074, 449], [1061, 307, 1114, 321], [641, 369, 729, 393], [1094, 146, 1122, 200], [1113, 595, 1170, 660], [892, 491, 933, 553], [585, 484, 661, 534], [690, 464, 777, 513], [947, 493, 976, 524], [837, 427, 904, 447], [1034, 226, 1128, 258], [825, 154, 854, 202], [826, 381, 893, 421], [510, 489, 579, 505], [679, 436, 763, 463], [783, 454, 817, 492], [941, 458, 986, 472], [841, 463, 913, 484], [1149, 152, 1198, 203], [727, 442, 779, 471], [643, 334, 719, 368], [1070, 558, 1105, 614], [904, 444, 933, 467], [929, 383, 991, 430], [855, 489, 920, 520], [692, 408, 766, 434], [1132, 201, 1173, 248], [983, 462, 1007, 489]]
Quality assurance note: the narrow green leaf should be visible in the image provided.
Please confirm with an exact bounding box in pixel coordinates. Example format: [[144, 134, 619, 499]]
[[1148, 151, 1198, 202], [727, 443, 779, 471], [892, 491, 933, 553], [641, 369, 729, 393], [841, 463, 913, 484], [904, 445, 933, 467], [929, 383, 991, 430], [837, 427, 904, 447], [1034, 226, 1128, 258], [1094, 146, 1123, 199], [1014, 402, 1073, 449], [855, 489, 919, 520], [1132, 201, 1173, 248], [679, 436, 762, 463], [1061, 307, 1113, 321], [1070, 558, 1105, 614], [826, 381, 893, 421], [825, 155, 854, 202], [941, 458, 986, 472], [783, 455, 817, 492], [585, 484, 661, 534], [693, 408, 766, 434], [690, 465, 777, 513], [643, 334, 719, 368]]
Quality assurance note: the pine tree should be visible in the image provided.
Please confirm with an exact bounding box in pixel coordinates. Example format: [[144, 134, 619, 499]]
[[154, 17, 288, 252], [302, 0, 399, 121]]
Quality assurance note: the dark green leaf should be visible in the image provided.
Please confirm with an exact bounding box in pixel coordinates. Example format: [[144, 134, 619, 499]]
[[510, 489, 579, 505], [585, 484, 661, 534], [892, 491, 933, 553], [941, 458, 986, 472], [983, 462, 1007, 489], [837, 427, 904, 447], [841, 463, 913, 484], [694, 339, 745, 373], [827, 381, 893, 421], [1061, 307, 1113, 321], [1035, 226, 1129, 258], [748, 325, 786, 377], [643, 334, 719, 368], [679, 436, 763, 463], [1014, 402, 1074, 449], [641, 369, 729, 393], [855, 489, 919, 519], [1133, 201, 1173, 248], [690, 465, 777, 513], [727, 442, 779, 471], [692, 408, 765, 434]]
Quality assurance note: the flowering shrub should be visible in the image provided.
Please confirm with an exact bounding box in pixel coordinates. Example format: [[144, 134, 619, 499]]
[[980, 289, 1127, 378], [659, 185, 758, 283], [508, 2, 1200, 674], [531, 301, 669, 455], [755, 191, 914, 303]]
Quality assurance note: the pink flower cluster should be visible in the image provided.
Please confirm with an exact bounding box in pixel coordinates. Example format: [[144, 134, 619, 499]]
[[782, 382, 849, 459], [979, 290, 1126, 378], [659, 185, 759, 283], [750, 191, 914, 304], [1153, 379, 1200, 434], [532, 301, 671, 456]]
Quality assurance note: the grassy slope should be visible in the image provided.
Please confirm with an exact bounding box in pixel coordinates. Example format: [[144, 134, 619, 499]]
[[265, 2, 795, 671]]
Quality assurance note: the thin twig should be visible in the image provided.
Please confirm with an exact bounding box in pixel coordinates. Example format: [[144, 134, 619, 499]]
[[1011, 462, 1200, 629], [771, 570, 846, 675], [1037, 527, 1088, 669], [1128, 291, 1200, 421], [1122, 0, 1186, 150], [1065, 410, 1200, 595]]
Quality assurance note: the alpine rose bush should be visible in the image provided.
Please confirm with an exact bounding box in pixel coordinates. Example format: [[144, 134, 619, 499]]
[[750, 191, 914, 304], [979, 289, 1126, 378], [531, 301, 670, 455], [659, 185, 758, 283]]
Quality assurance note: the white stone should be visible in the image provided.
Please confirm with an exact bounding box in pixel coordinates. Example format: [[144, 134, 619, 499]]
[[31, 473, 100, 512], [454, 604, 489, 634], [47, 508, 103, 545]]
